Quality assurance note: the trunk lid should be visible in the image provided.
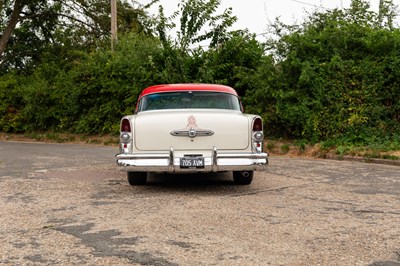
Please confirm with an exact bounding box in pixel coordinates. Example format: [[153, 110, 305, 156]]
[[134, 109, 250, 151]]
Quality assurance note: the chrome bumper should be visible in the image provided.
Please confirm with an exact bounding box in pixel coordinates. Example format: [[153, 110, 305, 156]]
[[116, 147, 268, 173]]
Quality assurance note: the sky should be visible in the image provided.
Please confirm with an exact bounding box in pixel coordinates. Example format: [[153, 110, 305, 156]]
[[143, 0, 387, 40]]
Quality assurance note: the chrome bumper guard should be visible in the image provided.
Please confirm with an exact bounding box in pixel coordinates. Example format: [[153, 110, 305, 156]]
[[116, 147, 268, 172]]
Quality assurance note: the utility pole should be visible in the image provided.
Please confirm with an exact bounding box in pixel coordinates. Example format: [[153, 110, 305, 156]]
[[378, 0, 384, 23], [111, 0, 117, 51]]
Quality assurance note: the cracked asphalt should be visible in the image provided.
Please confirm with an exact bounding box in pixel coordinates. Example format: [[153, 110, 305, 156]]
[[0, 141, 399, 265]]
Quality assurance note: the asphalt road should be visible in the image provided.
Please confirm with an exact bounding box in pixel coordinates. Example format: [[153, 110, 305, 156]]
[[0, 141, 399, 265]]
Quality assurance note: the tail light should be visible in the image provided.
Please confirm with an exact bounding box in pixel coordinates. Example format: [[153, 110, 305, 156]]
[[121, 118, 131, 132], [252, 117, 264, 153], [253, 117, 262, 131], [120, 118, 132, 151]]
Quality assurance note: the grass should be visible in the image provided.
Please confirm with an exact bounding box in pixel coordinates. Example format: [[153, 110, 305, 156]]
[[266, 141, 276, 151], [280, 144, 290, 154], [263, 137, 400, 161]]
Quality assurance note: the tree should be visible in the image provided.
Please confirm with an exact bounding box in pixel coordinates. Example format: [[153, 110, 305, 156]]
[[176, 0, 237, 50], [198, 30, 265, 95], [377, 0, 398, 29], [0, 0, 156, 72], [252, 0, 400, 141], [0, 0, 23, 62]]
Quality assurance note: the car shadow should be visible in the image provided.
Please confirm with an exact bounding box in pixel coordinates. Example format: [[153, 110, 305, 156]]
[[120, 172, 256, 196], [146, 172, 235, 187]]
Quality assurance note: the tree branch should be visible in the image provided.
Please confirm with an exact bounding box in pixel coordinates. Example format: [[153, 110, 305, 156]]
[[0, 0, 25, 60]]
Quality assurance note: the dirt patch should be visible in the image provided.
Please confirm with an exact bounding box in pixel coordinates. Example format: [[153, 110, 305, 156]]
[[32, 165, 120, 181], [265, 140, 321, 158]]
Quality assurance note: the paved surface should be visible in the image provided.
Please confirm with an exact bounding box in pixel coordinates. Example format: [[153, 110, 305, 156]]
[[0, 141, 399, 265]]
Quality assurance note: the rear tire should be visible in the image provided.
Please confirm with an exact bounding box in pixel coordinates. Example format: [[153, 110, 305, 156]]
[[127, 172, 147, 185], [233, 171, 254, 185]]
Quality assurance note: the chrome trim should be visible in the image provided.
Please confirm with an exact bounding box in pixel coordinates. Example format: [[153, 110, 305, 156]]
[[251, 116, 264, 154], [170, 128, 214, 137], [217, 153, 268, 159], [116, 147, 269, 173], [212, 146, 218, 172], [117, 154, 170, 160], [168, 147, 174, 172], [119, 142, 133, 155], [252, 131, 264, 142], [120, 132, 131, 143], [170, 115, 214, 138], [189, 128, 196, 138], [251, 116, 263, 131]]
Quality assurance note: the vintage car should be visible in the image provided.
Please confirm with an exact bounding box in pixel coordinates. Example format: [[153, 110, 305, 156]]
[[116, 84, 268, 185]]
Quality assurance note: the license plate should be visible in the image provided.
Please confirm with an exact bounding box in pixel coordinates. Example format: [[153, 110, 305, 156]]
[[180, 157, 205, 169]]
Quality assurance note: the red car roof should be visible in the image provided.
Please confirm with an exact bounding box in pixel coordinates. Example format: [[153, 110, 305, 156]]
[[138, 84, 238, 100]]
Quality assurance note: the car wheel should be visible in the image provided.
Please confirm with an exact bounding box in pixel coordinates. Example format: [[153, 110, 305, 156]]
[[233, 171, 254, 185], [127, 172, 147, 185]]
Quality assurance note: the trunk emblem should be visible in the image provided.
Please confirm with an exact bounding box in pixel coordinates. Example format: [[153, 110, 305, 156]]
[[188, 128, 197, 138], [171, 115, 214, 138]]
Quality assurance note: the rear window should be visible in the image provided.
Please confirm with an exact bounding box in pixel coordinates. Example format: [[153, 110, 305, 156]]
[[137, 91, 242, 112]]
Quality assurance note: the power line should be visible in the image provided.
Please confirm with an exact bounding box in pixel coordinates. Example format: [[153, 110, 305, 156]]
[[290, 0, 318, 7]]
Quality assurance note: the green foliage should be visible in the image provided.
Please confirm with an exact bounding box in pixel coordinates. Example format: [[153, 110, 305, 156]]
[[247, 0, 400, 146], [0, 0, 251, 135], [281, 144, 290, 154], [177, 0, 237, 49], [72, 33, 167, 133], [0, 33, 167, 134], [0, 73, 26, 132], [295, 140, 308, 153], [1, 0, 400, 152], [199, 30, 265, 95], [0, 0, 156, 74]]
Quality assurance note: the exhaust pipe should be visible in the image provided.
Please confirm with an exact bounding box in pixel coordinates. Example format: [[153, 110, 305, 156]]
[[242, 171, 250, 177]]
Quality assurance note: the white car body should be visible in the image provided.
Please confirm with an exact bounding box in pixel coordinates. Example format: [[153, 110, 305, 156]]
[[116, 84, 268, 185]]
